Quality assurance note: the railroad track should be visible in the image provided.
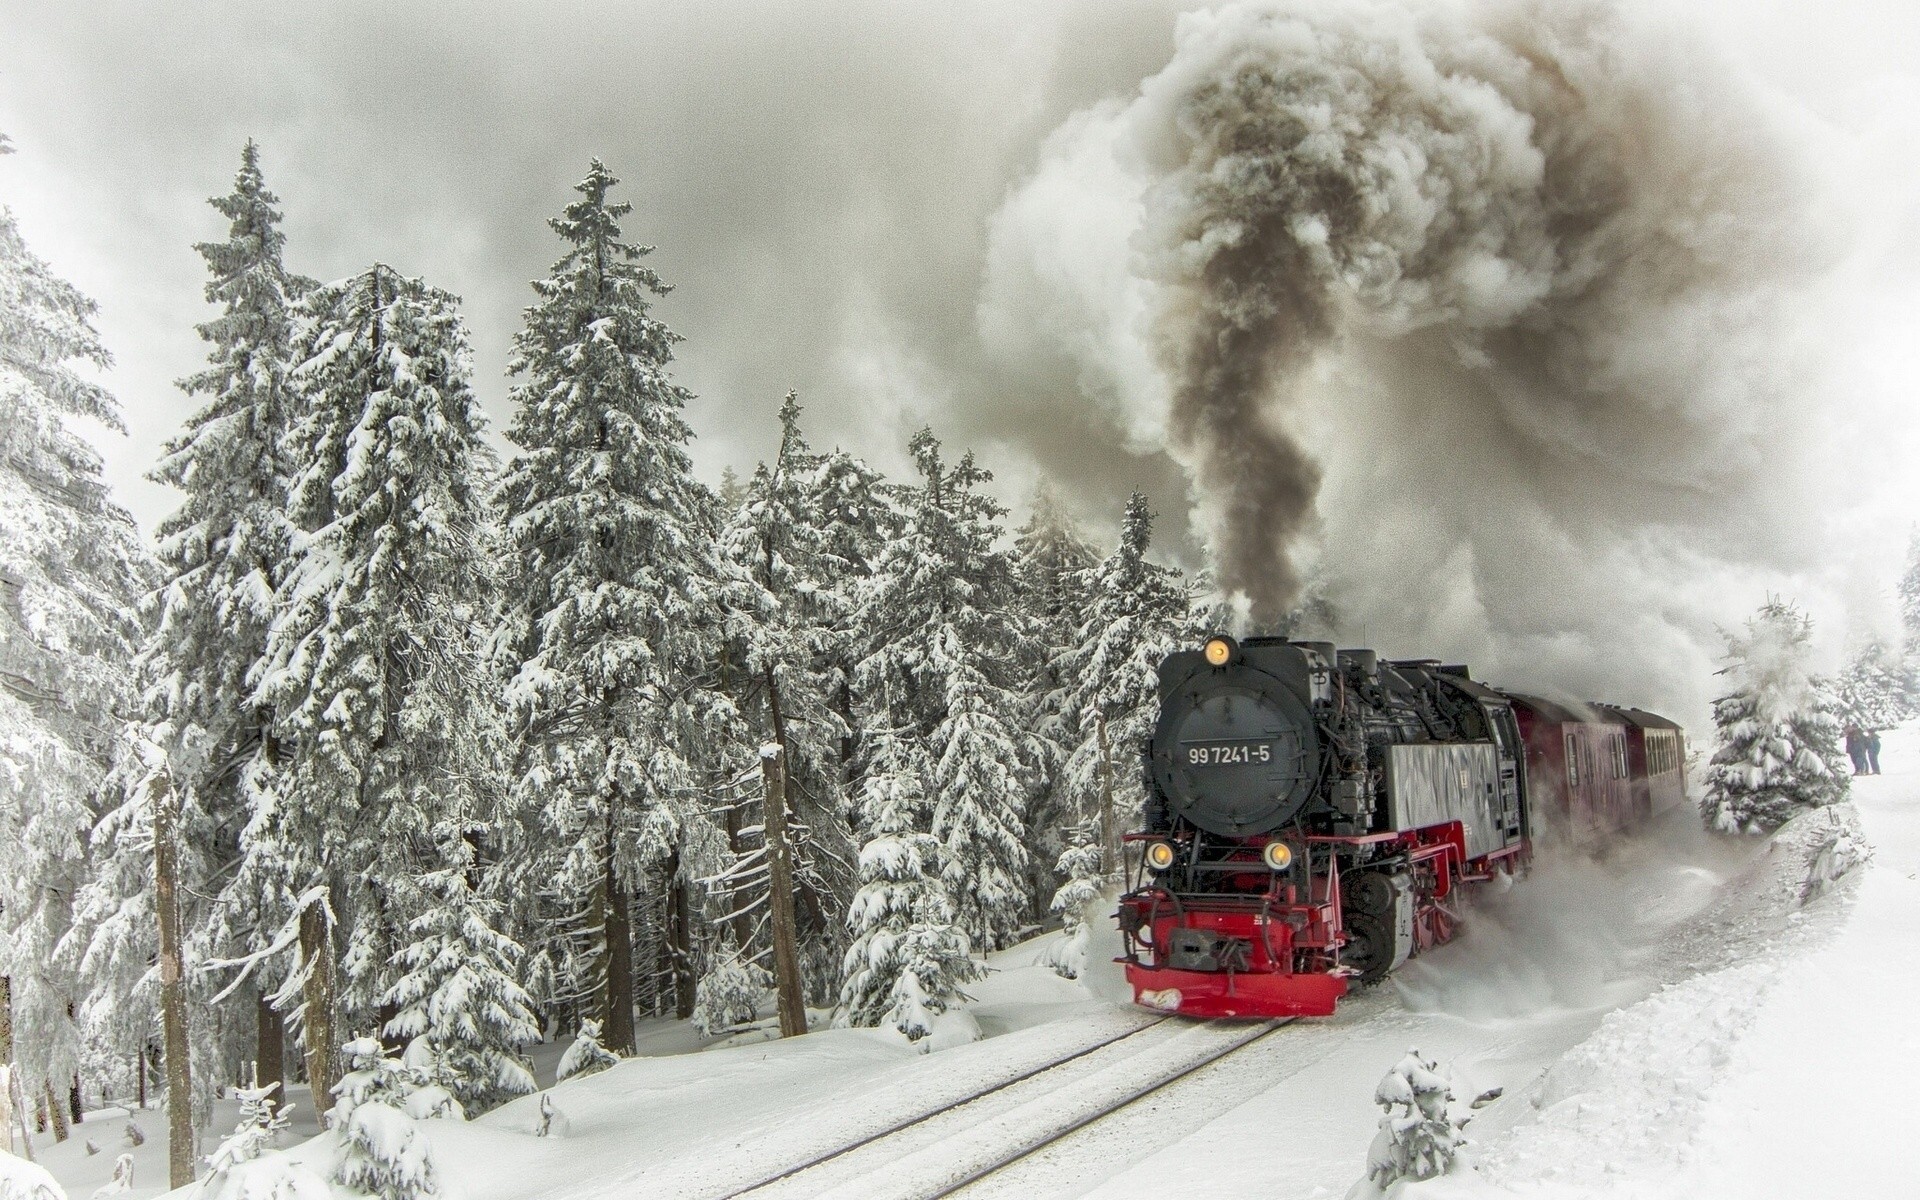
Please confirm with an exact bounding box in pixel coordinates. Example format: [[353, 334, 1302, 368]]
[[715, 1016, 1289, 1200]]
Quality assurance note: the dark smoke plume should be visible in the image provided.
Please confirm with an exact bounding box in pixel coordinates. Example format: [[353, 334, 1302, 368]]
[[1115, 0, 1826, 620]]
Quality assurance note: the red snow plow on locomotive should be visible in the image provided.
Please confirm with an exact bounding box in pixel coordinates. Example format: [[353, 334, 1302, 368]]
[[1116, 635, 1686, 1019]]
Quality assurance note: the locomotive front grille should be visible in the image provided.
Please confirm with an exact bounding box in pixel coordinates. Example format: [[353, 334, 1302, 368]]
[[1165, 927, 1251, 973]]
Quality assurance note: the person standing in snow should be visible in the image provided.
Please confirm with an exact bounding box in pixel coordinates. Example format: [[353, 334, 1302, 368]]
[[1866, 729, 1882, 775], [1844, 725, 1868, 775]]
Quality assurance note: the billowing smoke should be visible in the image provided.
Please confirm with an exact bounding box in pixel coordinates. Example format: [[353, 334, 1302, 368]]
[[980, 0, 1882, 718]]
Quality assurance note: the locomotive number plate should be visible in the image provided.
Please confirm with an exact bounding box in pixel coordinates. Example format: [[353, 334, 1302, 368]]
[[1183, 740, 1274, 766]]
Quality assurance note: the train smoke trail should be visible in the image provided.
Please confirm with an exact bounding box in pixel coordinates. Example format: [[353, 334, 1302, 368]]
[[985, 0, 1841, 654]]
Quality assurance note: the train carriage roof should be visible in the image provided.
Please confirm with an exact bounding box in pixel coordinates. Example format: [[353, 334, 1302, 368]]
[[1503, 692, 1683, 733], [1594, 704, 1684, 732], [1500, 692, 1616, 726]]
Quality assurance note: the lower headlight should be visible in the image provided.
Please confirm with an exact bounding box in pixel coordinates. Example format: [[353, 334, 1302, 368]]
[[1262, 840, 1294, 871], [1145, 841, 1177, 871]]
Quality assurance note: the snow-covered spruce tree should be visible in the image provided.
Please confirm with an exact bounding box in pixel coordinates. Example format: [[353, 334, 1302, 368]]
[[1901, 533, 1920, 658], [1055, 494, 1190, 868], [1011, 485, 1096, 911], [716, 394, 870, 999], [854, 430, 1035, 956], [691, 936, 771, 1038], [1835, 640, 1916, 733], [381, 871, 538, 1114], [1362, 1050, 1467, 1192], [71, 141, 314, 1125], [1700, 598, 1851, 834], [839, 728, 977, 1042], [253, 263, 504, 1102], [553, 1019, 617, 1083], [330, 1038, 437, 1200], [1043, 837, 1104, 980], [203, 1075, 290, 1177], [0, 137, 150, 1124], [493, 161, 744, 1047]]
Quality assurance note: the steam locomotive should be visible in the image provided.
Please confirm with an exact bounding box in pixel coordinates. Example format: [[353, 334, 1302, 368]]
[[1116, 634, 1686, 1018]]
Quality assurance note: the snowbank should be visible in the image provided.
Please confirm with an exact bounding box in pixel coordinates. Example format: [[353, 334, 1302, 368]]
[[1397, 741, 1912, 1199]]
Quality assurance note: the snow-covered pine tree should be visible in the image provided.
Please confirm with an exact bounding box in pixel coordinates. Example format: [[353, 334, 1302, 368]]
[[202, 1075, 290, 1177], [1011, 486, 1096, 912], [715, 394, 868, 1000], [0, 142, 150, 1127], [1362, 1050, 1467, 1192], [253, 263, 504, 1101], [493, 161, 743, 1049], [1700, 598, 1851, 834], [1834, 640, 1916, 733], [690, 936, 771, 1038], [1043, 836, 1104, 981], [839, 728, 977, 1042], [70, 141, 314, 1128], [330, 1038, 436, 1200], [1901, 533, 1920, 659], [552, 1019, 617, 1083], [854, 430, 1035, 955], [1054, 493, 1190, 872], [381, 871, 537, 1114]]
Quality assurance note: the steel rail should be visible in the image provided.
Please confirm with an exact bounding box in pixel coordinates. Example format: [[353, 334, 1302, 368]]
[[922, 1017, 1291, 1200], [714, 1013, 1174, 1200]]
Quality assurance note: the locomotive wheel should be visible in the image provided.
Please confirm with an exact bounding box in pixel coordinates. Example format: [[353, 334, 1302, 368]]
[[1342, 911, 1396, 984], [1344, 870, 1397, 916]]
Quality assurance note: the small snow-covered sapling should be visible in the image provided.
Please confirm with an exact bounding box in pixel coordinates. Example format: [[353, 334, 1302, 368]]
[[1364, 1049, 1469, 1190]]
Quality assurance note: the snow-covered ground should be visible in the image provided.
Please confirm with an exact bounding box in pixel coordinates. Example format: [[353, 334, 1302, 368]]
[[13, 730, 1910, 1200]]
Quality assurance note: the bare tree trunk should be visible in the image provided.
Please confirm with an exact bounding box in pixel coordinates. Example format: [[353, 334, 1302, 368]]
[[0, 1067, 13, 1158], [1097, 713, 1122, 877], [256, 992, 284, 1102], [136, 1049, 146, 1110], [42, 1081, 67, 1143], [7, 1069, 33, 1161], [759, 743, 808, 1038], [68, 1075, 81, 1125], [666, 852, 694, 1021], [151, 765, 194, 1186], [297, 896, 336, 1119], [602, 813, 636, 1056]]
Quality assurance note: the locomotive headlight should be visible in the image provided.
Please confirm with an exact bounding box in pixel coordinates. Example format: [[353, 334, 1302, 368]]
[[1262, 841, 1294, 871], [1145, 841, 1177, 872], [1203, 636, 1235, 667]]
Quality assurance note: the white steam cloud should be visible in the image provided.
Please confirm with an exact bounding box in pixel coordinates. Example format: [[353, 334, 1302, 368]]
[[980, 0, 1906, 721]]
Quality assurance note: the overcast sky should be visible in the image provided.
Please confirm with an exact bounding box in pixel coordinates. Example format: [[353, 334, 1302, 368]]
[[3, 0, 1918, 685], [0, 0, 1203, 535]]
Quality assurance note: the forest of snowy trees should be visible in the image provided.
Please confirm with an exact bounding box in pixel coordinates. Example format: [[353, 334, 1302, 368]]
[[0, 140, 1205, 1166]]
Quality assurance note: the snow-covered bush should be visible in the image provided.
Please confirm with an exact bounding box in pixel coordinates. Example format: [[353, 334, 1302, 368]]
[[0, 1149, 66, 1200], [554, 1019, 619, 1083], [1700, 599, 1851, 834], [204, 1078, 291, 1176], [1801, 808, 1872, 904], [692, 938, 772, 1037], [1043, 840, 1105, 980], [330, 1037, 439, 1200], [1359, 1050, 1467, 1194], [86, 1155, 131, 1199], [197, 1157, 332, 1200]]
